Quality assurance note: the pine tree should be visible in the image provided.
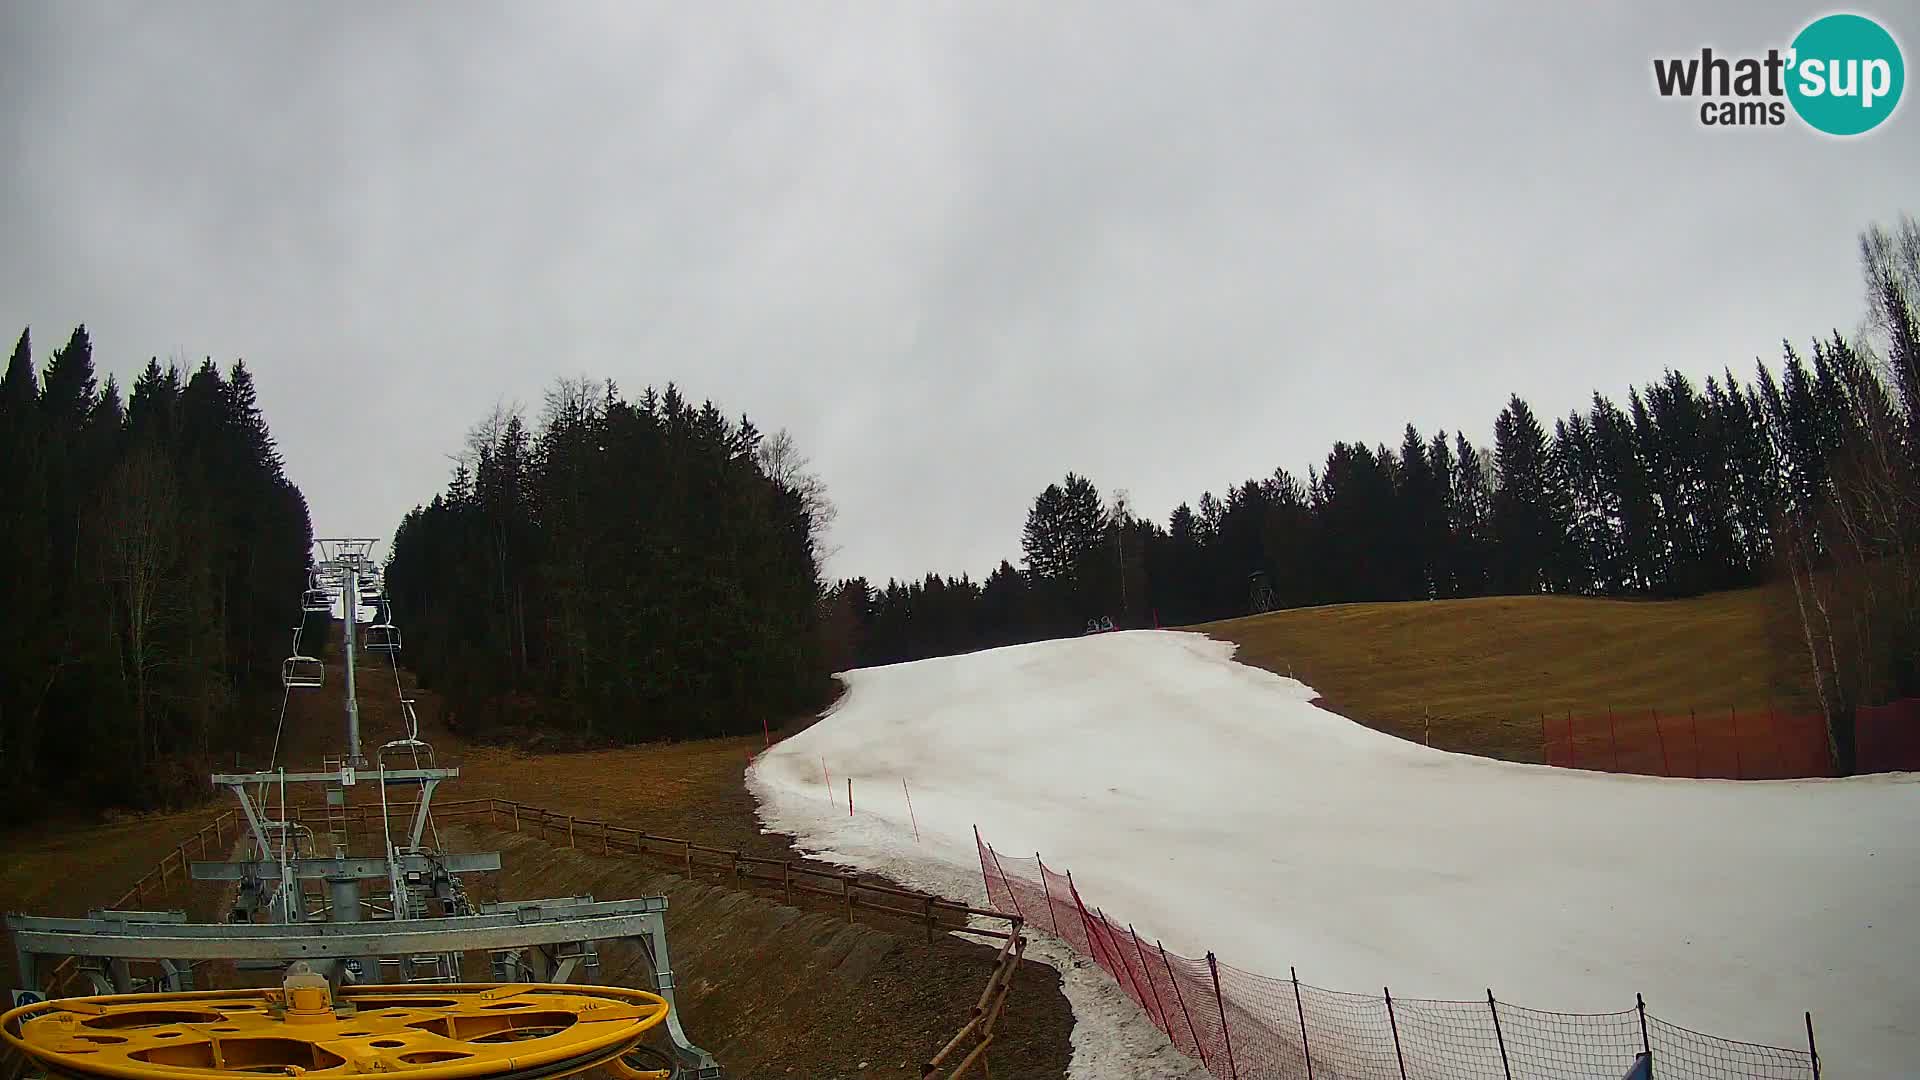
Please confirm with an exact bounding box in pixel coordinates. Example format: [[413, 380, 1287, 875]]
[[1, 329, 34, 417], [1395, 424, 1441, 599], [1490, 395, 1565, 593], [39, 325, 96, 430], [0, 326, 313, 814]]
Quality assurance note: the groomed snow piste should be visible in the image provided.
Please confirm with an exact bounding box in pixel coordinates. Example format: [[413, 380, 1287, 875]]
[[746, 630, 1919, 1077]]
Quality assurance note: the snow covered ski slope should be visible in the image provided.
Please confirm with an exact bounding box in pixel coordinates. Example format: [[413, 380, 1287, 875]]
[[746, 630, 1919, 1076]]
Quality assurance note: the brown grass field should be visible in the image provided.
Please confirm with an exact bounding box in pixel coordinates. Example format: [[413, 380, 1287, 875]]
[[1193, 585, 1819, 764]]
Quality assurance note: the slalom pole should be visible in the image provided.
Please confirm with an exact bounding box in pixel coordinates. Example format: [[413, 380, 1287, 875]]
[[904, 779, 921, 843], [824, 759, 833, 805], [847, 777, 854, 817]]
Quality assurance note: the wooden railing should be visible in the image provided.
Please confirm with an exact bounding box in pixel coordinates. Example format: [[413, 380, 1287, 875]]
[[14, 796, 1028, 1078], [448, 799, 1020, 946]]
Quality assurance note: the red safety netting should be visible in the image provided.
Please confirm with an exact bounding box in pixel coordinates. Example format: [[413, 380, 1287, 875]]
[[1541, 706, 1832, 778], [1541, 698, 1920, 778], [977, 828, 1818, 1079], [1856, 698, 1920, 773]]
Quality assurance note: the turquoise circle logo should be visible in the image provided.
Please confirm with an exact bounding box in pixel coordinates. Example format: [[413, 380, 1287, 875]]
[[1787, 13, 1905, 135]]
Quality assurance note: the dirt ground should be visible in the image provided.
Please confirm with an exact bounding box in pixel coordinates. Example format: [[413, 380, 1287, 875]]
[[452, 826, 1070, 1079]]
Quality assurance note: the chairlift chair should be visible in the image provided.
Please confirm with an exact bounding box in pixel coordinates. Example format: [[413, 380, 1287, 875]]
[[377, 737, 436, 770], [302, 587, 333, 613], [365, 622, 402, 653], [282, 654, 324, 688]]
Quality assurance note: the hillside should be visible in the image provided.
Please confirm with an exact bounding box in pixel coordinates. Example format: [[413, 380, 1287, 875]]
[[1193, 586, 1817, 763], [749, 628, 1917, 1076]]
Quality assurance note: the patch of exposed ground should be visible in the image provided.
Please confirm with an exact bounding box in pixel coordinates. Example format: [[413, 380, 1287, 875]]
[[449, 825, 1070, 1079]]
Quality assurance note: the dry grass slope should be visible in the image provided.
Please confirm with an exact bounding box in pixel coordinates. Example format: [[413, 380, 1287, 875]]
[[1193, 586, 1817, 763]]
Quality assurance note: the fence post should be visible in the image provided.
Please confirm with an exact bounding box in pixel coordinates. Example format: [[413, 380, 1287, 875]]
[[1291, 967, 1314, 1080], [1488, 989, 1512, 1080], [567, 816, 576, 848], [601, 821, 610, 855], [1608, 708, 1621, 771], [1637, 993, 1652, 1075], [1539, 713, 1548, 764], [842, 875, 854, 923], [512, 802, 520, 832], [1686, 709, 1700, 777], [1730, 707, 1745, 779], [1095, 906, 1152, 1011], [987, 845, 1023, 920], [1129, 924, 1172, 1036], [1384, 987, 1409, 1080], [904, 779, 921, 843], [1652, 711, 1671, 776], [1162, 942, 1210, 1070], [782, 863, 793, 907], [1806, 1011, 1821, 1079], [1067, 874, 1118, 979], [1208, 952, 1239, 1080], [1036, 854, 1055, 933], [684, 839, 693, 880]]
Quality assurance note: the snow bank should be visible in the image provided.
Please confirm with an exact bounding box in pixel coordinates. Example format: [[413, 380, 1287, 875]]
[[747, 630, 1920, 1077]]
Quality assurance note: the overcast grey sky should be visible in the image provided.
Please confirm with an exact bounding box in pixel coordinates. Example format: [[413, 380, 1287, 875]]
[[2, 2, 1914, 585]]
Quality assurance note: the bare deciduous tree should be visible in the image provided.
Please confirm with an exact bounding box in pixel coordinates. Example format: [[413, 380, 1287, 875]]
[[96, 447, 187, 765], [757, 427, 839, 563], [1778, 218, 1920, 773]]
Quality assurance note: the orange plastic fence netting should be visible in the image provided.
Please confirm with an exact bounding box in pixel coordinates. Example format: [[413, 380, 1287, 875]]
[[1856, 698, 1920, 774], [1540, 698, 1920, 779], [976, 830, 1818, 1080]]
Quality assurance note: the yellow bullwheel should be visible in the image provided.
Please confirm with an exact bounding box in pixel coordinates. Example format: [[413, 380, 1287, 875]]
[[2, 968, 677, 1080]]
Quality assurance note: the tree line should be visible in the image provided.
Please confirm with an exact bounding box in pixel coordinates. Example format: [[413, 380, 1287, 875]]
[[829, 216, 1920, 771], [385, 379, 834, 743], [0, 327, 314, 816]]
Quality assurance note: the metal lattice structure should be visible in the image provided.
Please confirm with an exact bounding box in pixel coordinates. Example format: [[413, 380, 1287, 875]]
[[1248, 571, 1274, 614], [6, 538, 724, 1079]]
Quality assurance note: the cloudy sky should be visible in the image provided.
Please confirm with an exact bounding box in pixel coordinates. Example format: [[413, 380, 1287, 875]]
[[3, 2, 1914, 585]]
